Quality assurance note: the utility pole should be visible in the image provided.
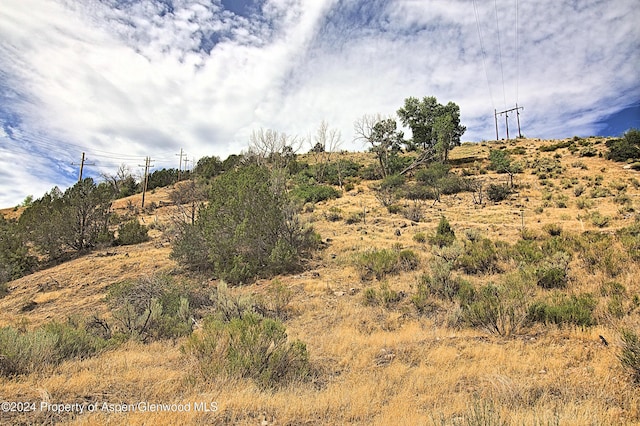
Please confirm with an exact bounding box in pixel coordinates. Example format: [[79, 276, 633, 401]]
[[176, 148, 185, 182], [72, 152, 95, 182], [139, 156, 154, 208], [495, 105, 524, 140]]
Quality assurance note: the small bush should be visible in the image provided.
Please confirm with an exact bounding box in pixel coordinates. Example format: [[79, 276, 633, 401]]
[[355, 248, 418, 280], [542, 223, 562, 236], [536, 252, 570, 289], [413, 232, 427, 243], [292, 184, 341, 203], [419, 258, 464, 301], [462, 277, 531, 336], [324, 207, 342, 222], [403, 201, 423, 222], [430, 216, 456, 248], [107, 275, 193, 342], [362, 282, 403, 308], [486, 183, 511, 202], [619, 329, 640, 385], [528, 293, 597, 327], [387, 204, 402, 214], [590, 211, 610, 228], [345, 212, 363, 225], [457, 238, 499, 275], [115, 220, 149, 245], [185, 313, 310, 389], [0, 320, 108, 377]]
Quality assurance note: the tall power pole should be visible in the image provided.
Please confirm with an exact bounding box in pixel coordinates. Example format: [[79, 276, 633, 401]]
[[72, 152, 95, 182], [139, 156, 154, 208], [495, 105, 524, 140], [176, 148, 185, 182]]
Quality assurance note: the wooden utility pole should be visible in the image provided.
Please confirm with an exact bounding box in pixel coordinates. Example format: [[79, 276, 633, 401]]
[[139, 156, 153, 208], [73, 152, 95, 182], [176, 148, 185, 182], [495, 105, 524, 140]]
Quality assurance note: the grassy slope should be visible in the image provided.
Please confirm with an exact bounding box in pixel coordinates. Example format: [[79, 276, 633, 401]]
[[1, 137, 639, 425]]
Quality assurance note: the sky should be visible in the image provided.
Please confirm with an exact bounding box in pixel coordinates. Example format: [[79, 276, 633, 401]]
[[0, 0, 639, 208]]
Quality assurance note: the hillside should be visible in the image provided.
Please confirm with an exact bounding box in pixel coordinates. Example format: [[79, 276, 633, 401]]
[[1, 137, 639, 425]]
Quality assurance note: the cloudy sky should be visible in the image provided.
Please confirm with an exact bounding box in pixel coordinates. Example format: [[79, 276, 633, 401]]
[[1, 0, 639, 207]]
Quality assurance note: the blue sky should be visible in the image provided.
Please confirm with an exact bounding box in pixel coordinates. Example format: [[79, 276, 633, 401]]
[[0, 0, 639, 208]]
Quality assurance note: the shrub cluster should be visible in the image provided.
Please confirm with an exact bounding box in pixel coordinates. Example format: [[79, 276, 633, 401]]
[[528, 294, 597, 327], [184, 313, 310, 389], [355, 248, 419, 281], [172, 166, 320, 284], [0, 320, 108, 377]]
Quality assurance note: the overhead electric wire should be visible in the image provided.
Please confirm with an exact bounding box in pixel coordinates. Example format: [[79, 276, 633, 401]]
[[515, 0, 519, 104], [494, 0, 507, 110], [473, 0, 495, 110]]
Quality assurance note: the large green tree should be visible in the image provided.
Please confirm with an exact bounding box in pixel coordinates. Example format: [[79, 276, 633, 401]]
[[397, 96, 466, 161], [19, 178, 113, 259], [354, 115, 405, 178], [0, 215, 36, 284], [171, 165, 318, 284]]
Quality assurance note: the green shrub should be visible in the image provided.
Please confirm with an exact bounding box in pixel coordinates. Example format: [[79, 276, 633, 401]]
[[535, 252, 570, 289], [413, 232, 427, 243], [345, 212, 363, 225], [172, 166, 319, 283], [387, 204, 402, 214], [355, 248, 419, 280], [528, 294, 597, 327], [457, 238, 499, 275], [325, 207, 342, 222], [419, 258, 464, 301], [486, 183, 511, 202], [606, 129, 640, 162], [539, 141, 574, 152], [0, 320, 108, 377], [291, 183, 341, 203], [461, 277, 531, 336], [115, 220, 149, 245], [590, 211, 610, 228], [107, 275, 193, 342], [619, 329, 640, 384], [185, 313, 310, 389], [430, 216, 456, 248]]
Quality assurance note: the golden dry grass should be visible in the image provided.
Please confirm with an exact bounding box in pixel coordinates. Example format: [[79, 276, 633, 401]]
[[1, 137, 640, 425]]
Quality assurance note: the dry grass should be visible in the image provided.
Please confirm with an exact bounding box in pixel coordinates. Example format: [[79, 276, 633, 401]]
[[1, 137, 640, 425]]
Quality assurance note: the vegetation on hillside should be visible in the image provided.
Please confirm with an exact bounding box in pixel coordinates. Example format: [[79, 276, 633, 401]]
[[2, 119, 640, 424]]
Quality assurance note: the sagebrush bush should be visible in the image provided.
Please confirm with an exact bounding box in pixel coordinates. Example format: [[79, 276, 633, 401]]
[[355, 248, 419, 280], [457, 237, 499, 275], [528, 293, 597, 328], [419, 258, 464, 301], [185, 313, 311, 389], [619, 329, 640, 385], [0, 320, 107, 377], [535, 252, 570, 289], [107, 275, 193, 342], [362, 282, 403, 308], [486, 183, 511, 202], [461, 276, 531, 336]]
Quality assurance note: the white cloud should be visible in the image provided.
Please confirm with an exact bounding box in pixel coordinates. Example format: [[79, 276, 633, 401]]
[[0, 0, 639, 207]]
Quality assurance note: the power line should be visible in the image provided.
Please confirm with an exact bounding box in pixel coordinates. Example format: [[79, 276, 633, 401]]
[[473, 0, 495, 110], [515, 0, 519, 104], [494, 0, 507, 110]]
